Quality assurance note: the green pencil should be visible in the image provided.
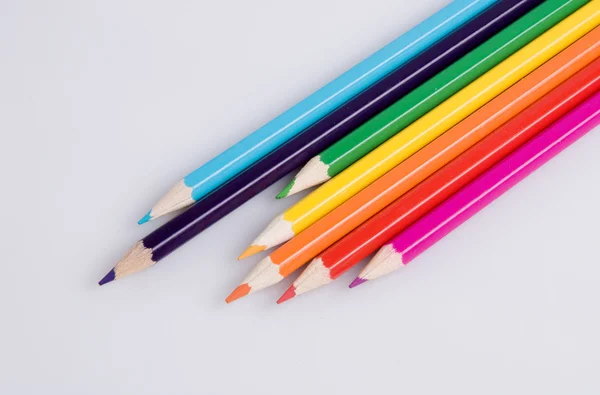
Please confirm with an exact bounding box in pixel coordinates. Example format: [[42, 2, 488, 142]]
[[277, 0, 588, 198]]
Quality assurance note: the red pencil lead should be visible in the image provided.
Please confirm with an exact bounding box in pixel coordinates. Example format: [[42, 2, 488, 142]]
[[277, 286, 297, 304]]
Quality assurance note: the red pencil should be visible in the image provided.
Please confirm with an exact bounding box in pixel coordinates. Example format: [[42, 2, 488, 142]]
[[279, 57, 600, 303]]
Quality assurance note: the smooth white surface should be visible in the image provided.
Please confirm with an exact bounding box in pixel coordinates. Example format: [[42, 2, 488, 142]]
[[2, 1, 600, 394]]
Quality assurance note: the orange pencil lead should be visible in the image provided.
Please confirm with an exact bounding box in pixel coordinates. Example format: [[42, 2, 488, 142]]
[[225, 284, 251, 303], [238, 245, 266, 260]]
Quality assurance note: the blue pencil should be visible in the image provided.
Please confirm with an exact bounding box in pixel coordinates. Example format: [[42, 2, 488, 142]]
[[139, 0, 498, 224]]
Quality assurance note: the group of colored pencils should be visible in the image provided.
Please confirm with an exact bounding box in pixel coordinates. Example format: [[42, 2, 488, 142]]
[[101, 0, 600, 306]]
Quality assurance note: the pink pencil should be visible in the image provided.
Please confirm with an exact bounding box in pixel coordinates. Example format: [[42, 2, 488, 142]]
[[352, 89, 600, 286]]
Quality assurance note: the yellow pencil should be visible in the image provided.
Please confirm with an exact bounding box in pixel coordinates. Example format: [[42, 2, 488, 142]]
[[240, 1, 600, 258]]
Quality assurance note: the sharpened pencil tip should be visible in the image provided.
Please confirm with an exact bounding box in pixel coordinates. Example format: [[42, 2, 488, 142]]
[[349, 277, 367, 288], [225, 284, 251, 303], [277, 286, 296, 304], [138, 211, 152, 225], [98, 269, 116, 286], [238, 245, 266, 260], [276, 178, 296, 199]]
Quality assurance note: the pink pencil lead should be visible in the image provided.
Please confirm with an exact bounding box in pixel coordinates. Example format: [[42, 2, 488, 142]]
[[349, 277, 368, 288]]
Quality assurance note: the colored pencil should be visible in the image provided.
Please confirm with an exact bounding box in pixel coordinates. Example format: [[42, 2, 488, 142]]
[[98, 0, 536, 285], [229, 40, 600, 304], [280, 34, 600, 302], [138, 0, 498, 224], [279, 1, 591, 198], [242, 1, 597, 258], [353, 90, 600, 286]]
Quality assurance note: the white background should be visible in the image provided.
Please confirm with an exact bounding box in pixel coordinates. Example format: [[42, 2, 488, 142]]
[[2, 0, 600, 394]]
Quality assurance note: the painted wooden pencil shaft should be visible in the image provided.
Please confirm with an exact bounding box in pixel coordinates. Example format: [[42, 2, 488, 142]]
[[140, 0, 499, 223], [357, 90, 600, 284], [281, 30, 600, 302], [247, 0, 595, 256], [281, 0, 591, 197]]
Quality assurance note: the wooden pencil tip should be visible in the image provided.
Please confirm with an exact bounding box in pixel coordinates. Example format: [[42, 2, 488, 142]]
[[349, 277, 367, 289], [276, 178, 296, 199], [238, 245, 266, 260], [98, 269, 116, 286], [225, 283, 251, 304], [277, 286, 296, 304], [138, 211, 152, 225], [284, 155, 330, 195]]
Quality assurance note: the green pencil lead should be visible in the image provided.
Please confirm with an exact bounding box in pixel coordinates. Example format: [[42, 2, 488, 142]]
[[277, 178, 296, 199]]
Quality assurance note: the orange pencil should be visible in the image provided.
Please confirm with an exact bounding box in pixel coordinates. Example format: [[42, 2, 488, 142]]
[[226, 27, 600, 303]]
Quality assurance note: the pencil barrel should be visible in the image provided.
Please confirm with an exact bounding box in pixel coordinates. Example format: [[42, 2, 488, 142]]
[[178, 0, 501, 202], [399, 90, 600, 265]]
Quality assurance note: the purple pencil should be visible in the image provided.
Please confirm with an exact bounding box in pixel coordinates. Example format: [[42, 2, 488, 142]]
[[352, 89, 600, 286]]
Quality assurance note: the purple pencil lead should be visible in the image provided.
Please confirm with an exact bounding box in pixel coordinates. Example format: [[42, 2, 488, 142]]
[[98, 269, 116, 286]]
